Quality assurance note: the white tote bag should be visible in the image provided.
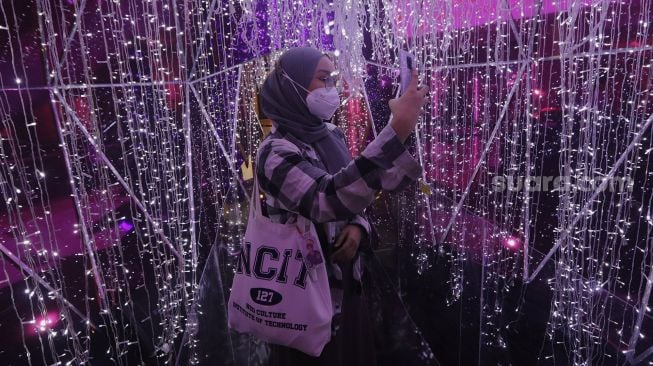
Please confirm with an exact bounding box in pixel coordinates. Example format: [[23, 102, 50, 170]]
[[227, 180, 333, 357]]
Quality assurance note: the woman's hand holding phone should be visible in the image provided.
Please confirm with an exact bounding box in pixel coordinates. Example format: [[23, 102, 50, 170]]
[[389, 67, 429, 143]]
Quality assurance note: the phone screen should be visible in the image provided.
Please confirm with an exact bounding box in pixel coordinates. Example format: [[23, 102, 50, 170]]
[[399, 50, 414, 96]]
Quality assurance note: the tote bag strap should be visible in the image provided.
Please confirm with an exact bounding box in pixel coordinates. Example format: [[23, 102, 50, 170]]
[[250, 170, 321, 281], [249, 170, 311, 239], [248, 170, 264, 221], [249, 169, 307, 231], [249, 169, 326, 281]]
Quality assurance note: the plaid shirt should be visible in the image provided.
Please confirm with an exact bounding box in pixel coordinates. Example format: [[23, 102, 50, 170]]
[[255, 122, 421, 326], [256, 122, 422, 245]]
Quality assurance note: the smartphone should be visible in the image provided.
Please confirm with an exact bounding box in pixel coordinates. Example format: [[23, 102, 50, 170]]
[[399, 50, 414, 96]]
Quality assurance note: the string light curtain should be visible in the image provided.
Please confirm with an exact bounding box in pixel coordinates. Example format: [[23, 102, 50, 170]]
[[0, 0, 652, 365]]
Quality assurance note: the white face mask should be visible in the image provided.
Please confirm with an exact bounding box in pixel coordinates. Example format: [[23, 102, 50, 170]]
[[305, 87, 340, 121], [283, 72, 341, 121]]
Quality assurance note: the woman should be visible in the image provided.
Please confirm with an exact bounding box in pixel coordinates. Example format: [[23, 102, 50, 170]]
[[257, 47, 428, 365]]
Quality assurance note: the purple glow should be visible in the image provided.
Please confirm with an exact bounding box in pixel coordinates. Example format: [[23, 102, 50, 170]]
[[29, 312, 60, 334], [118, 220, 134, 233], [394, 0, 605, 36], [502, 236, 520, 250]]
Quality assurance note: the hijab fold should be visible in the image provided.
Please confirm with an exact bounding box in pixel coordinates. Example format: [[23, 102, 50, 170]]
[[260, 47, 351, 174]]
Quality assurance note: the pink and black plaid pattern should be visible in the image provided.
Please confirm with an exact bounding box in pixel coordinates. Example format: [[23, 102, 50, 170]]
[[256, 123, 421, 241]]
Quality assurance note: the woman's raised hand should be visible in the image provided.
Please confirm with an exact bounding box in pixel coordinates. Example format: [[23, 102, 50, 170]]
[[388, 68, 429, 143]]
